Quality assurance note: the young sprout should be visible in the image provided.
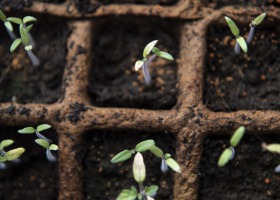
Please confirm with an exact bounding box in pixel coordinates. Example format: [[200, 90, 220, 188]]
[[218, 126, 245, 167], [0, 139, 25, 169], [18, 124, 52, 143], [224, 16, 248, 54], [262, 142, 280, 173], [134, 40, 174, 85], [0, 10, 16, 40], [247, 13, 266, 43], [111, 139, 180, 200], [35, 139, 58, 162], [8, 16, 40, 66]]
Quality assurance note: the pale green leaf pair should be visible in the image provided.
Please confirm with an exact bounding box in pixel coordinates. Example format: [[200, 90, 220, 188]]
[[18, 124, 51, 134], [35, 139, 58, 151], [0, 148, 25, 162], [224, 16, 247, 53]]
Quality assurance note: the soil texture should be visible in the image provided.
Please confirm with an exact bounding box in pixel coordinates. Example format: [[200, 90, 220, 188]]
[[81, 130, 177, 200], [0, 17, 69, 104], [202, 0, 280, 8], [203, 23, 280, 111], [199, 134, 280, 200], [88, 17, 179, 110], [0, 126, 58, 200]]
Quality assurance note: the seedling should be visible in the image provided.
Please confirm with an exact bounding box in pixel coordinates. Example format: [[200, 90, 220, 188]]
[[35, 139, 58, 162], [134, 40, 174, 85], [111, 139, 181, 200], [247, 13, 266, 43], [18, 124, 52, 142], [8, 16, 40, 66], [262, 142, 280, 173], [218, 126, 245, 167], [0, 139, 25, 169], [0, 10, 16, 40], [224, 16, 247, 54]]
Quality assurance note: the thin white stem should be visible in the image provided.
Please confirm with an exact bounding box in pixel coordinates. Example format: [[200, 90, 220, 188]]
[[142, 54, 157, 85], [247, 26, 255, 44], [35, 131, 51, 143], [6, 28, 16, 40], [46, 148, 57, 162], [26, 50, 40, 66], [234, 40, 241, 55]]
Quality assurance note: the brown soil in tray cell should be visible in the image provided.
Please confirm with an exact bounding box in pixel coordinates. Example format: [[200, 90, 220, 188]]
[[0, 17, 69, 104], [202, 0, 280, 8], [88, 17, 179, 110], [0, 126, 58, 200], [81, 130, 177, 200], [199, 135, 280, 200], [203, 23, 280, 111]]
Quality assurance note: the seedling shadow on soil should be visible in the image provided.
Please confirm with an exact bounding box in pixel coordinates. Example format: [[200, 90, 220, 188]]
[[199, 134, 280, 200], [0, 16, 69, 104], [203, 22, 280, 111], [0, 126, 58, 200], [81, 130, 177, 200], [88, 17, 180, 110]]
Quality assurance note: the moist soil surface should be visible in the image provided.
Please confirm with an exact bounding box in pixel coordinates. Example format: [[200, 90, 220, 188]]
[[203, 23, 280, 111], [81, 130, 177, 200], [0, 126, 58, 200], [0, 16, 69, 104], [202, 0, 280, 8], [88, 17, 179, 110], [199, 134, 280, 200]]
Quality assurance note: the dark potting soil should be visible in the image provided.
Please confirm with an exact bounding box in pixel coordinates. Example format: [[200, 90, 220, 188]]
[[0, 126, 58, 200], [81, 130, 177, 200], [88, 17, 179, 110], [203, 23, 280, 111], [0, 0, 65, 9], [0, 16, 69, 104], [199, 134, 280, 200]]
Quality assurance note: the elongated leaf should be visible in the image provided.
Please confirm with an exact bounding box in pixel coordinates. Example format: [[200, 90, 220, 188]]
[[143, 40, 158, 58], [116, 188, 138, 200], [133, 153, 146, 183], [49, 144, 59, 151], [0, 140, 14, 149], [111, 149, 132, 163], [224, 16, 240, 37], [19, 24, 29, 45], [236, 37, 247, 53], [135, 140, 155, 152], [230, 126, 245, 147], [135, 60, 144, 71], [35, 139, 50, 149], [263, 143, 280, 154], [0, 10, 6, 21], [36, 124, 51, 132], [23, 16, 37, 24], [10, 38, 22, 53], [158, 51, 174, 60], [18, 127, 35, 134], [165, 158, 181, 173], [4, 21, 13, 32], [145, 185, 158, 197], [149, 145, 163, 158], [7, 17, 22, 24], [218, 148, 233, 167], [0, 156, 7, 162], [252, 13, 266, 26], [25, 24, 33, 33], [5, 148, 25, 161]]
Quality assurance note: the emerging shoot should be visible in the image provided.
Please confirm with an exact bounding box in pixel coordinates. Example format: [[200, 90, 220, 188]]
[[134, 40, 174, 85], [18, 124, 52, 142], [224, 16, 248, 54], [218, 126, 245, 167], [247, 12, 266, 43], [0, 10, 16, 40], [8, 16, 40, 66], [0, 139, 25, 169], [111, 139, 180, 200], [35, 139, 59, 162]]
